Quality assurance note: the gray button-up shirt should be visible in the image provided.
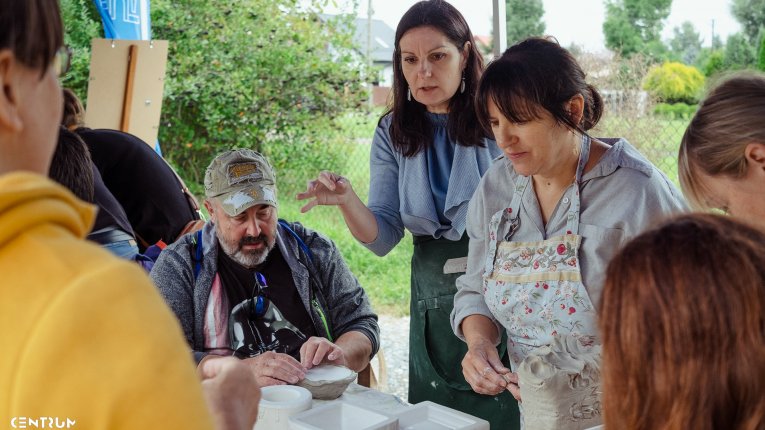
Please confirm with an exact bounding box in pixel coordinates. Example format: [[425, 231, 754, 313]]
[[451, 138, 687, 341]]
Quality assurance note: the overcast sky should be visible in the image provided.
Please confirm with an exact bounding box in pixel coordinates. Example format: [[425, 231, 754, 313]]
[[328, 0, 741, 53]]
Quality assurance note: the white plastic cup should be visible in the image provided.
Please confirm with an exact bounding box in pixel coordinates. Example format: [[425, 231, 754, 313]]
[[253, 385, 312, 430]]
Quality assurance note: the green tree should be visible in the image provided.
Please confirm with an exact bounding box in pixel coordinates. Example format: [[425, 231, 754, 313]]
[[603, 0, 672, 57], [643, 61, 705, 104], [758, 31, 765, 71], [506, 0, 546, 45], [59, 0, 101, 99], [669, 21, 702, 64], [711, 34, 723, 50], [724, 32, 756, 69], [60, 0, 369, 189], [731, 0, 765, 43]]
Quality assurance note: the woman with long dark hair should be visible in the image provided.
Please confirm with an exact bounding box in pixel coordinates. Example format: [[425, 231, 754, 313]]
[[298, 0, 516, 426]]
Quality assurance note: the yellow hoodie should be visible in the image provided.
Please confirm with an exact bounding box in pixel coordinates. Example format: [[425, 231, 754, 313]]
[[0, 173, 214, 429]]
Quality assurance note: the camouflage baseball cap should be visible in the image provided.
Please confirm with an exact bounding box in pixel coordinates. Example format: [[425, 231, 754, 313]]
[[204, 149, 278, 216]]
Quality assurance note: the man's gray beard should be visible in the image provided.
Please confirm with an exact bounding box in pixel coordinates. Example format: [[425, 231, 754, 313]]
[[219, 237, 275, 269]]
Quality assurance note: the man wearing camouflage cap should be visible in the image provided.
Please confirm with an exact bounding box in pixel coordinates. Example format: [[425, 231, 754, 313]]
[[151, 149, 379, 387]]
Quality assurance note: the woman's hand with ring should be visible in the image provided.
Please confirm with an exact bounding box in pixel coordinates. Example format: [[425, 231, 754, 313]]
[[481, 366, 492, 378], [462, 338, 512, 396], [296, 170, 354, 212]]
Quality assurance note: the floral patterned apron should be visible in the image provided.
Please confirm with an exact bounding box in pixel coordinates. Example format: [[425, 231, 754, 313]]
[[483, 136, 598, 369]]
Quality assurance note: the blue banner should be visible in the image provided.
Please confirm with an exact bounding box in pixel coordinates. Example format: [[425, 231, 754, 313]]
[[92, 0, 151, 41]]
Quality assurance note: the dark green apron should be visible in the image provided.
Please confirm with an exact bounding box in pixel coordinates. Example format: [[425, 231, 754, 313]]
[[409, 234, 520, 429]]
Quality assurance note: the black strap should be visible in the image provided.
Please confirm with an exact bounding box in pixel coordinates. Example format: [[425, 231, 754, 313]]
[[278, 219, 313, 262], [192, 230, 203, 280]]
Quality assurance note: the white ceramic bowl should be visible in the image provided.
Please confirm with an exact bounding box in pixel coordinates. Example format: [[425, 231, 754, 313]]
[[297, 364, 357, 400]]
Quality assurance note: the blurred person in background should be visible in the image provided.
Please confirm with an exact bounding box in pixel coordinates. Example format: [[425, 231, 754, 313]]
[[51, 126, 140, 259], [49, 126, 95, 203], [62, 88, 203, 251]]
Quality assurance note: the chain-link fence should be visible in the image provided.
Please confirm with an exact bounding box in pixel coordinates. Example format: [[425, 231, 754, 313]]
[[289, 57, 691, 315], [338, 55, 690, 190], [581, 52, 691, 184]]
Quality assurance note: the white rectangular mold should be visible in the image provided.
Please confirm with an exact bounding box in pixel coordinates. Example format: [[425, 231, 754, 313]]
[[289, 401, 398, 430], [395, 401, 490, 430]]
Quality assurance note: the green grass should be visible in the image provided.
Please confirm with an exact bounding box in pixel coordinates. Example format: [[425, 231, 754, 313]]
[[277, 109, 412, 317]]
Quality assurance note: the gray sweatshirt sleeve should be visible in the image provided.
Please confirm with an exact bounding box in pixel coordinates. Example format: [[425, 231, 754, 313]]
[[303, 227, 381, 357], [149, 239, 207, 362]]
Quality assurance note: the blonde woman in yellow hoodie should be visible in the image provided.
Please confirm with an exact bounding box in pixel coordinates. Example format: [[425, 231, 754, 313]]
[[0, 1, 259, 429]]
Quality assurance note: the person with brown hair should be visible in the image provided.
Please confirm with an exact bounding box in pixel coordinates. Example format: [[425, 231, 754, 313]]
[[450, 37, 685, 427], [600, 213, 765, 430], [49, 126, 95, 202], [52, 125, 142, 259], [678, 71, 765, 233], [0, 1, 258, 428]]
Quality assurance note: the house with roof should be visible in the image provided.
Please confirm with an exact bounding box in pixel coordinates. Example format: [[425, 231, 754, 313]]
[[323, 14, 395, 106], [350, 17, 396, 106], [351, 17, 396, 86]]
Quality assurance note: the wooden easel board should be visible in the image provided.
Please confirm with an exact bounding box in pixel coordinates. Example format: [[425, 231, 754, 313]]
[[85, 38, 168, 147]]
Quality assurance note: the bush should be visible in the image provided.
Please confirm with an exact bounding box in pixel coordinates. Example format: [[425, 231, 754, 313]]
[[700, 50, 726, 77], [643, 61, 705, 104], [652, 102, 697, 119]]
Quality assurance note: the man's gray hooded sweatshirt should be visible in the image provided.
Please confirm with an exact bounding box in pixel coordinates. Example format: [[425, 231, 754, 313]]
[[150, 220, 380, 363]]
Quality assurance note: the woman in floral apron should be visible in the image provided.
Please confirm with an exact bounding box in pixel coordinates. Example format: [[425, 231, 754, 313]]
[[450, 37, 686, 425]]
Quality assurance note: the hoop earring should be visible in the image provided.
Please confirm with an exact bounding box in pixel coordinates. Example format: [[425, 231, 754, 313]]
[[407, 87, 411, 101], [460, 72, 466, 94]]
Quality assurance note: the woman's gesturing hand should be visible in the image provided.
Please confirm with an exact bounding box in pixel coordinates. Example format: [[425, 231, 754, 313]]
[[296, 171, 354, 213]]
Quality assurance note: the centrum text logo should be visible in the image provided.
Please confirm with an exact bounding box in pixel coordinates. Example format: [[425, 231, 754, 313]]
[[10, 417, 76, 429]]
